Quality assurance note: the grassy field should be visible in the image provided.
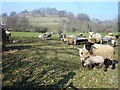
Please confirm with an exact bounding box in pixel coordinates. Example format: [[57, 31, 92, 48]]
[[2, 31, 120, 89], [26, 15, 68, 31]]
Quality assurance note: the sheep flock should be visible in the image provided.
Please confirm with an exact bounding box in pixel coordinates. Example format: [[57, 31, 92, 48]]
[[38, 31, 119, 71], [2, 26, 119, 72]]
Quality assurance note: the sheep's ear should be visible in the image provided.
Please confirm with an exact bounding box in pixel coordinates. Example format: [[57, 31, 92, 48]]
[[115, 34, 119, 39]]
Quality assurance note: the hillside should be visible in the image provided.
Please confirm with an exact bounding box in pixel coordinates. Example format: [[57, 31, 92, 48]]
[[1, 7, 118, 32], [26, 15, 68, 32]]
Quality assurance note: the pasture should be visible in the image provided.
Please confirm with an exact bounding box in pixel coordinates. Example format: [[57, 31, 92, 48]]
[[2, 32, 120, 89]]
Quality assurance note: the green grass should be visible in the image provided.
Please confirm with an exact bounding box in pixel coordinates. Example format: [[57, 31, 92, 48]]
[[2, 35, 119, 89], [11, 31, 120, 41], [11, 32, 40, 38]]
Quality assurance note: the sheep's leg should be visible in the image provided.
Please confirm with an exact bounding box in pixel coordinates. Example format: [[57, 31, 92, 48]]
[[111, 60, 115, 69], [81, 61, 85, 67], [74, 40, 76, 45], [99, 63, 104, 68], [103, 65, 107, 71], [87, 64, 93, 70], [101, 63, 107, 71]]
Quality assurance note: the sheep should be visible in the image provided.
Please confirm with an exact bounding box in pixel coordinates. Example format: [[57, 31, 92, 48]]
[[5, 30, 11, 36], [84, 42, 115, 60], [107, 32, 113, 36], [77, 48, 90, 66], [63, 34, 76, 45], [45, 32, 53, 39], [83, 42, 116, 69], [38, 32, 53, 40], [104, 34, 119, 46], [38, 34, 46, 40], [101, 37, 113, 45], [78, 33, 83, 37], [83, 55, 107, 71], [88, 31, 102, 44]]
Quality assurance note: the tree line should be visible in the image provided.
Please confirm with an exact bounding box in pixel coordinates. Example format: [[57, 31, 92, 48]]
[[1, 7, 118, 33]]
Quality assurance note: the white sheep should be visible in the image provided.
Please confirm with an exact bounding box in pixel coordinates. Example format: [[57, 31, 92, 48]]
[[77, 48, 90, 66], [88, 32, 102, 43], [107, 32, 113, 36], [39, 32, 53, 40], [63, 34, 76, 45], [85, 43, 115, 60], [38, 34, 46, 40], [83, 55, 106, 71], [104, 35, 117, 46], [83, 56, 104, 66]]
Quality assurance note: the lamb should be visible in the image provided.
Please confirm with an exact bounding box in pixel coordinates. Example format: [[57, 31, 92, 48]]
[[83, 42, 116, 69], [77, 48, 90, 66], [83, 55, 107, 71], [88, 31, 102, 44]]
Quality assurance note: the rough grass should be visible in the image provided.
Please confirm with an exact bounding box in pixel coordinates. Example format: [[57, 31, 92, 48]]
[[2, 35, 119, 89]]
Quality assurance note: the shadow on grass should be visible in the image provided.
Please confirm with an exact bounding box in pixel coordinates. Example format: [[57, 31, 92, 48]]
[[7, 45, 32, 51], [2, 72, 78, 90], [2, 47, 80, 89]]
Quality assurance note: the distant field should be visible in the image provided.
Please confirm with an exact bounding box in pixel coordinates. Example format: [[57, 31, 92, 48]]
[[27, 16, 68, 22], [26, 15, 68, 31]]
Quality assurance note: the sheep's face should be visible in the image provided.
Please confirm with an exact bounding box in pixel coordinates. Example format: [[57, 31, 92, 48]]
[[78, 48, 84, 62], [85, 42, 94, 51], [78, 48, 90, 62], [78, 48, 83, 57], [111, 39, 116, 45], [89, 32, 94, 38]]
